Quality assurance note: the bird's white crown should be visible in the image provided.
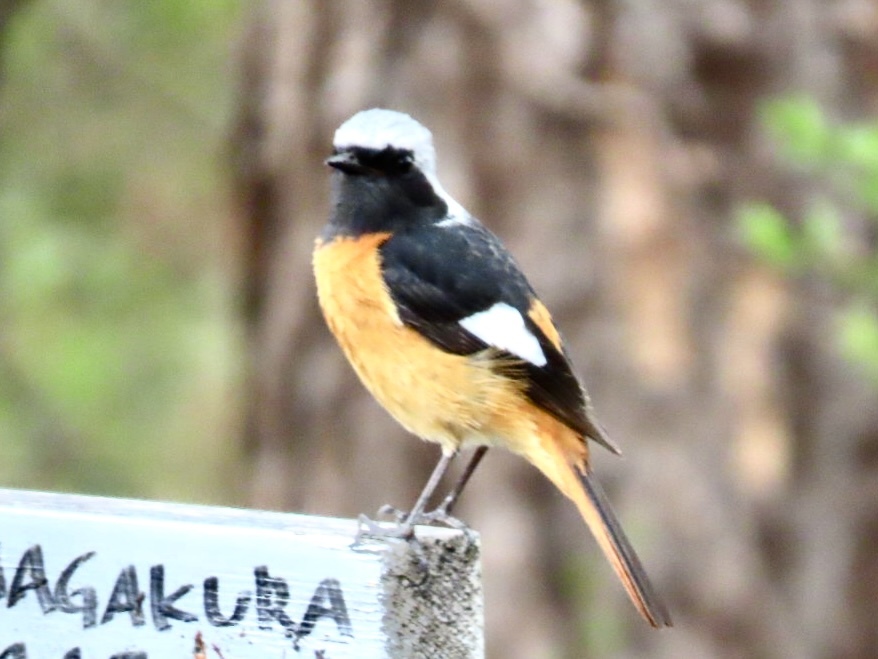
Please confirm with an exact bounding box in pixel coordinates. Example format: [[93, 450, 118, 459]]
[[332, 108, 471, 225], [333, 108, 438, 177]]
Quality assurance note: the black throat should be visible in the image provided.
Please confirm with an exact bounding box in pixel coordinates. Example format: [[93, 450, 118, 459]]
[[324, 147, 449, 240]]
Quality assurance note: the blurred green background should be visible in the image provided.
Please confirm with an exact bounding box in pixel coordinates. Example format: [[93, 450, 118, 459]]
[[739, 97, 878, 380], [0, 0, 244, 501]]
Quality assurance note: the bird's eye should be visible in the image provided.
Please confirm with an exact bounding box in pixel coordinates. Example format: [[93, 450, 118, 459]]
[[367, 147, 414, 175], [396, 153, 413, 173]]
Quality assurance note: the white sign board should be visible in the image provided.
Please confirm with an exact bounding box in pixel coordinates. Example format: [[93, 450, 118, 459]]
[[0, 489, 482, 659]]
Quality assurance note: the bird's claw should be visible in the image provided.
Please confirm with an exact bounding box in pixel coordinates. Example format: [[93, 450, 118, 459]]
[[355, 513, 415, 542], [376, 504, 407, 523], [354, 502, 472, 544], [413, 506, 469, 531]]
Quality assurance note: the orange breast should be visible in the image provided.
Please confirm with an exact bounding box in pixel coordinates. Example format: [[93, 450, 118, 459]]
[[313, 233, 537, 454]]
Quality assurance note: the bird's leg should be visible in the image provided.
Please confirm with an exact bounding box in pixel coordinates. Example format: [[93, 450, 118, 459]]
[[357, 449, 457, 540], [401, 449, 457, 528], [429, 446, 488, 519]]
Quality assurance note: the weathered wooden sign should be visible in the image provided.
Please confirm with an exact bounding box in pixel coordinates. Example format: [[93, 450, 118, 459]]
[[0, 489, 483, 658]]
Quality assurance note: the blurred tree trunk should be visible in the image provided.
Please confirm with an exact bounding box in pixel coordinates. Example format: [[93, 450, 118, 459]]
[[232, 1, 878, 657]]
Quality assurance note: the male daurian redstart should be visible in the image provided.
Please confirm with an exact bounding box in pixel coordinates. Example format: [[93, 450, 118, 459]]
[[313, 108, 671, 627]]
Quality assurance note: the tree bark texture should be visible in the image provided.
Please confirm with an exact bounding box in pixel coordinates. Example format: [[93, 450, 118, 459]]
[[232, 1, 878, 657]]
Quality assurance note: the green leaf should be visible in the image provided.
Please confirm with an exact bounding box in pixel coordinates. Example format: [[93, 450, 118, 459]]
[[737, 203, 801, 269], [761, 97, 830, 165], [835, 124, 878, 173], [838, 305, 878, 378]]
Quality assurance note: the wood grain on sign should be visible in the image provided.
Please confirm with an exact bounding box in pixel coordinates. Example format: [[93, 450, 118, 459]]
[[0, 489, 483, 659]]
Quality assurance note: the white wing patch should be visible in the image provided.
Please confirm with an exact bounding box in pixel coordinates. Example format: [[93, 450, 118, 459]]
[[459, 302, 547, 367]]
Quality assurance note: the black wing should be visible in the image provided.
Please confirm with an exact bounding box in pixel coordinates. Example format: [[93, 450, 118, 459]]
[[380, 223, 616, 451]]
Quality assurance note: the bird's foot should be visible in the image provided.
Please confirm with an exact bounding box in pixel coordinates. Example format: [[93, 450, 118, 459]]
[[414, 504, 469, 531], [354, 502, 471, 543], [375, 503, 408, 523], [355, 505, 416, 542]]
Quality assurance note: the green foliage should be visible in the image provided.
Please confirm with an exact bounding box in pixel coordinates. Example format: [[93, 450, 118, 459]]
[[738, 203, 801, 269], [738, 97, 878, 380], [0, 0, 244, 501], [761, 96, 832, 166], [839, 306, 878, 376]]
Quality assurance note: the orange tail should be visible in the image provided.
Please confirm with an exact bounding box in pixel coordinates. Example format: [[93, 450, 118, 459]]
[[528, 444, 672, 627], [577, 469, 672, 627]]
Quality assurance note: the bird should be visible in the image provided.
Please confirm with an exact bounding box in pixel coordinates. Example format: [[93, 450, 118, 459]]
[[312, 108, 672, 628]]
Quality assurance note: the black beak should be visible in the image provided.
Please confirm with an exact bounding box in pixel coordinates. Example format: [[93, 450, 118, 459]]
[[326, 151, 366, 175]]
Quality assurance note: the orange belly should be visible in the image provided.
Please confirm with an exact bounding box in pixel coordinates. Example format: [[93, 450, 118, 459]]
[[313, 233, 539, 455]]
